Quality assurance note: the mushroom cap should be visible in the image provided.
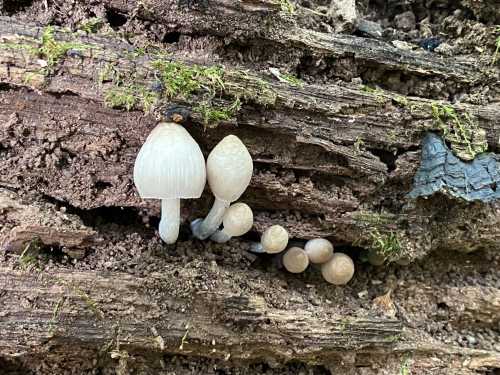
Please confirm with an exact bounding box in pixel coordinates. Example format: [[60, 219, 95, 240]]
[[304, 238, 334, 264], [261, 225, 289, 254], [133, 122, 206, 199], [206, 135, 253, 202], [321, 253, 355, 285], [222, 202, 254, 237], [283, 247, 309, 273]]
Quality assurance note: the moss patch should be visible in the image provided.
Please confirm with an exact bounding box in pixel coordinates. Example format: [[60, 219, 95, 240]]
[[431, 102, 487, 160]]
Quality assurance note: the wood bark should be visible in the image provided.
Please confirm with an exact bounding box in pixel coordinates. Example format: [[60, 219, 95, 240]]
[[0, 1, 499, 373]]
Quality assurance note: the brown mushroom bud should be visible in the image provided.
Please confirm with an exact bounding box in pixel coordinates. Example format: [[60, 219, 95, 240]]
[[282, 247, 309, 273], [321, 253, 355, 285], [304, 238, 334, 264]]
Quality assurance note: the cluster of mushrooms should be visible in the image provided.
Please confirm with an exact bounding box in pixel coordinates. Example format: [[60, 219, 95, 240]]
[[133, 121, 355, 285], [251, 227, 355, 285]]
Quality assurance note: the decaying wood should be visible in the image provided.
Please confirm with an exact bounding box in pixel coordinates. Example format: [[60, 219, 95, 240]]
[[0, 267, 498, 373], [0, 2, 499, 373], [0, 17, 499, 261], [0, 189, 98, 255]]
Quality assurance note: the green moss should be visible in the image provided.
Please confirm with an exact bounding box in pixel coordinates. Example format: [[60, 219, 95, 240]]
[[0, 41, 38, 54], [78, 17, 104, 34], [104, 86, 137, 111], [280, 72, 303, 87], [352, 211, 396, 226], [353, 137, 365, 155], [104, 84, 158, 113], [278, 0, 295, 14], [194, 98, 241, 127], [39, 26, 90, 72], [152, 60, 224, 99], [431, 102, 487, 160], [369, 229, 402, 260], [400, 355, 411, 375], [361, 85, 387, 104]]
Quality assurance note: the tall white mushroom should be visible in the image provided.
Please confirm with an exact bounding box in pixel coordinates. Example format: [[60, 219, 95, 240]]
[[191, 135, 253, 240], [133, 122, 206, 244], [210, 202, 253, 243]]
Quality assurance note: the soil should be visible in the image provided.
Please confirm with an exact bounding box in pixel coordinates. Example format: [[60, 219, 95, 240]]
[[0, 0, 499, 374]]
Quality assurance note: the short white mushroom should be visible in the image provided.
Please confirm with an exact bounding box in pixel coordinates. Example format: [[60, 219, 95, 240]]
[[210, 202, 253, 243], [250, 225, 289, 254], [321, 253, 355, 285], [133, 122, 206, 244], [304, 238, 334, 264], [191, 135, 253, 239], [282, 247, 309, 273]]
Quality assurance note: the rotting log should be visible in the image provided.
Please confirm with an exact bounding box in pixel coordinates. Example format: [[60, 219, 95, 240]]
[[0, 2, 499, 372], [0, 18, 499, 261], [0, 267, 499, 374]]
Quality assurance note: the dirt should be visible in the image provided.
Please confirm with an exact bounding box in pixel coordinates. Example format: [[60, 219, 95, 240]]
[[0, 0, 499, 374]]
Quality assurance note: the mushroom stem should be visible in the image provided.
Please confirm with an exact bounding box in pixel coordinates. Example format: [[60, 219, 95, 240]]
[[158, 198, 180, 244], [210, 230, 232, 243], [191, 198, 230, 240]]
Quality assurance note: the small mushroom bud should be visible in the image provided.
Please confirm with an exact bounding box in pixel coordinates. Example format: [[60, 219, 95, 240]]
[[133, 122, 206, 244], [282, 247, 309, 273], [191, 135, 253, 240], [304, 238, 334, 264], [321, 253, 355, 285], [210, 202, 253, 243], [261, 225, 289, 254], [367, 251, 385, 266]]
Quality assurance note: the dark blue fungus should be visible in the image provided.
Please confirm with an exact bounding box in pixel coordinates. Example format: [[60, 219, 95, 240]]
[[408, 133, 500, 202]]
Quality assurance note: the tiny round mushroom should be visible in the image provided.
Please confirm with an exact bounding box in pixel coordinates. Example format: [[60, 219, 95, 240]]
[[191, 135, 253, 240], [367, 251, 385, 266], [210, 202, 253, 243], [304, 238, 334, 264], [282, 247, 309, 273], [261, 225, 289, 254], [321, 253, 355, 285], [133, 122, 206, 244]]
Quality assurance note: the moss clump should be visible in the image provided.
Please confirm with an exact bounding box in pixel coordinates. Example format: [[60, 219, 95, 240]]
[[77, 17, 104, 34], [431, 102, 487, 160], [368, 229, 402, 261], [39, 26, 90, 72], [278, 0, 295, 14], [152, 60, 224, 99], [104, 84, 158, 113], [194, 98, 241, 127], [280, 72, 303, 87], [361, 85, 387, 104]]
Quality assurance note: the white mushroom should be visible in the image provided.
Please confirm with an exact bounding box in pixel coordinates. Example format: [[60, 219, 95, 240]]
[[191, 135, 253, 239], [250, 225, 289, 254], [210, 202, 253, 243], [133, 122, 206, 244], [304, 238, 334, 264], [282, 247, 309, 273], [321, 253, 355, 285]]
